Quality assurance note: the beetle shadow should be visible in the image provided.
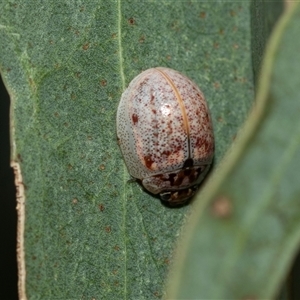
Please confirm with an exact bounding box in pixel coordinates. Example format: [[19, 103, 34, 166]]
[[160, 198, 191, 209], [127, 177, 191, 209]]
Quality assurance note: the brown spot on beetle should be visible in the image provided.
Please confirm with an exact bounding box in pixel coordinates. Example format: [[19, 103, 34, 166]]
[[132, 113, 138, 125], [144, 155, 155, 169], [161, 150, 171, 157]]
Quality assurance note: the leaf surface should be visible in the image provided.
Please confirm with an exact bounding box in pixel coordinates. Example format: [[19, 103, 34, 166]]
[[167, 4, 300, 300], [0, 1, 282, 299]]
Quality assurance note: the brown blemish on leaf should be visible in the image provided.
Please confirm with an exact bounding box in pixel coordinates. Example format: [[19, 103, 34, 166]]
[[153, 291, 160, 298], [213, 82, 220, 89], [219, 28, 224, 35], [100, 79, 107, 86], [105, 226, 111, 233], [114, 245, 120, 251], [235, 77, 247, 83], [82, 43, 89, 50], [112, 33, 117, 39], [233, 43, 239, 49], [72, 198, 78, 204], [230, 10, 236, 17], [166, 55, 171, 60], [99, 165, 105, 171], [99, 204, 105, 212], [212, 195, 232, 218], [128, 17, 135, 25], [111, 191, 118, 198], [139, 35, 145, 43], [71, 92, 76, 100], [199, 11, 206, 18], [214, 42, 219, 49], [28, 77, 36, 90], [54, 112, 59, 117], [75, 72, 81, 78]]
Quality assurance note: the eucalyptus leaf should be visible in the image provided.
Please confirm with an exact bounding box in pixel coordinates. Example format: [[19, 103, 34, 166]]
[[0, 1, 282, 299], [167, 3, 300, 299]]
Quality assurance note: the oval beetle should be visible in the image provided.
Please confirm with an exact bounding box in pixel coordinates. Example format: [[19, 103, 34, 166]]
[[117, 67, 214, 205]]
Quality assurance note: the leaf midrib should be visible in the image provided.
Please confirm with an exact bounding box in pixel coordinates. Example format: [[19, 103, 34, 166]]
[[117, 0, 127, 299]]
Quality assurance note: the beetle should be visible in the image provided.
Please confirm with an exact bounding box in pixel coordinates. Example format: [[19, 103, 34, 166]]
[[116, 67, 214, 205]]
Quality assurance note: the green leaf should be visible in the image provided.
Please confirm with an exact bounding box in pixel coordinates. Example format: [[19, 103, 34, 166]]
[[166, 3, 300, 300], [0, 1, 282, 299]]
